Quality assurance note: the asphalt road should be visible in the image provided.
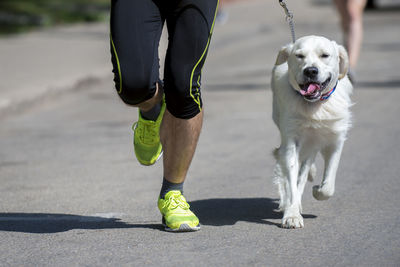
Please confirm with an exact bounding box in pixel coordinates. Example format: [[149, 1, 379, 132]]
[[1, 0, 400, 266]]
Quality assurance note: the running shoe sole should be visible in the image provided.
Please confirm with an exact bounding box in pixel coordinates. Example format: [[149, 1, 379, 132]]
[[162, 217, 201, 232]]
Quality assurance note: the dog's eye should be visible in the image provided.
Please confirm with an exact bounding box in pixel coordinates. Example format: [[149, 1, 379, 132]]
[[321, 53, 330, 58], [296, 54, 305, 59]]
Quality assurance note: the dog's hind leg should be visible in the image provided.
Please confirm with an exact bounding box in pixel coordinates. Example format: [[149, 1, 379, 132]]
[[313, 140, 345, 200]]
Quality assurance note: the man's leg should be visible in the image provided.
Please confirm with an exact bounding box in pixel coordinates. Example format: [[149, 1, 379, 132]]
[[136, 83, 163, 114], [161, 0, 219, 182], [132, 82, 166, 166], [110, 0, 163, 107], [156, 110, 203, 232], [161, 110, 203, 183], [110, 0, 167, 166], [157, 0, 219, 232]]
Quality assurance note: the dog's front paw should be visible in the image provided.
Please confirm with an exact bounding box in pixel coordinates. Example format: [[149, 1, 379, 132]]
[[312, 185, 334, 200], [282, 214, 304, 229], [282, 207, 304, 229]]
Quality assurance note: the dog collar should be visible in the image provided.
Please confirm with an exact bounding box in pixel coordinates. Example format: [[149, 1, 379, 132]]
[[320, 82, 338, 101]]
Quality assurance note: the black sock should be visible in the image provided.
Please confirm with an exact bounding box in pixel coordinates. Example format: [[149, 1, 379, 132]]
[[159, 177, 184, 199], [140, 102, 161, 121]]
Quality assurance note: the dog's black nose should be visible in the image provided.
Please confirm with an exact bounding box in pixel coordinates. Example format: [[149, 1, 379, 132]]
[[304, 67, 319, 78]]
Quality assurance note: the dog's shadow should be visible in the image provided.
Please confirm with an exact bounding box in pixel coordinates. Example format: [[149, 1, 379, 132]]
[[190, 198, 317, 228]]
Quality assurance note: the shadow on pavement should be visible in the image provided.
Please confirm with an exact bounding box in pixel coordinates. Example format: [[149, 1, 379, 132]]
[[0, 213, 163, 234], [191, 198, 317, 228], [0, 199, 318, 233]]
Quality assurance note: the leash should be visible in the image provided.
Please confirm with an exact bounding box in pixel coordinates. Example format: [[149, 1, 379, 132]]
[[278, 0, 296, 43], [278, 1, 337, 101]]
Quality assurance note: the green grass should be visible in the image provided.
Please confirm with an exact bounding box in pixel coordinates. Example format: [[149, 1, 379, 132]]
[[0, 0, 110, 34]]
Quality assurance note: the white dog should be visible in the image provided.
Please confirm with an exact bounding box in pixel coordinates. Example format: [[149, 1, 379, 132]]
[[271, 36, 353, 229]]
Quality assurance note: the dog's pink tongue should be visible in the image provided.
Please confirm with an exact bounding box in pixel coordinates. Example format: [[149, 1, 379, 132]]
[[300, 83, 320, 96]]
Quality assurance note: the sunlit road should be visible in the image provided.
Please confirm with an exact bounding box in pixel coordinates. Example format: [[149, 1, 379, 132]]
[[1, 0, 399, 265]]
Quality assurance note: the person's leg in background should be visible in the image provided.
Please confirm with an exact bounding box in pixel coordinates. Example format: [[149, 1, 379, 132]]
[[216, 0, 229, 25], [334, 0, 367, 69]]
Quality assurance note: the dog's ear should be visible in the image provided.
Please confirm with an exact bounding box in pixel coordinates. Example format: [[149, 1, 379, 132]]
[[275, 44, 293, 65], [337, 44, 349, 79]]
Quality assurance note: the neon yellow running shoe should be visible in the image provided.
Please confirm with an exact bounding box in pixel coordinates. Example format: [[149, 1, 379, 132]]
[[132, 99, 166, 166], [158, 190, 200, 232]]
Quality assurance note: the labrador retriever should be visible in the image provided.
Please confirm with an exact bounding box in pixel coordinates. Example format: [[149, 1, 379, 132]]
[[271, 35, 353, 229]]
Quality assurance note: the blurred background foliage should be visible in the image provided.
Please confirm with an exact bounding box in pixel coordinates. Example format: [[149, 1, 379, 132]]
[[0, 0, 110, 34]]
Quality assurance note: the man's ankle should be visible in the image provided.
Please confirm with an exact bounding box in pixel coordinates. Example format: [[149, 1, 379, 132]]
[[159, 177, 184, 199], [140, 102, 161, 121]]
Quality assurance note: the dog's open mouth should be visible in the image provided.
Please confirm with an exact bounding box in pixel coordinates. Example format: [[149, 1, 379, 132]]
[[299, 77, 331, 102]]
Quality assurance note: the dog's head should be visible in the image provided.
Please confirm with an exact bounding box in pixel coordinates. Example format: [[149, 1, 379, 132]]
[[275, 35, 349, 102]]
